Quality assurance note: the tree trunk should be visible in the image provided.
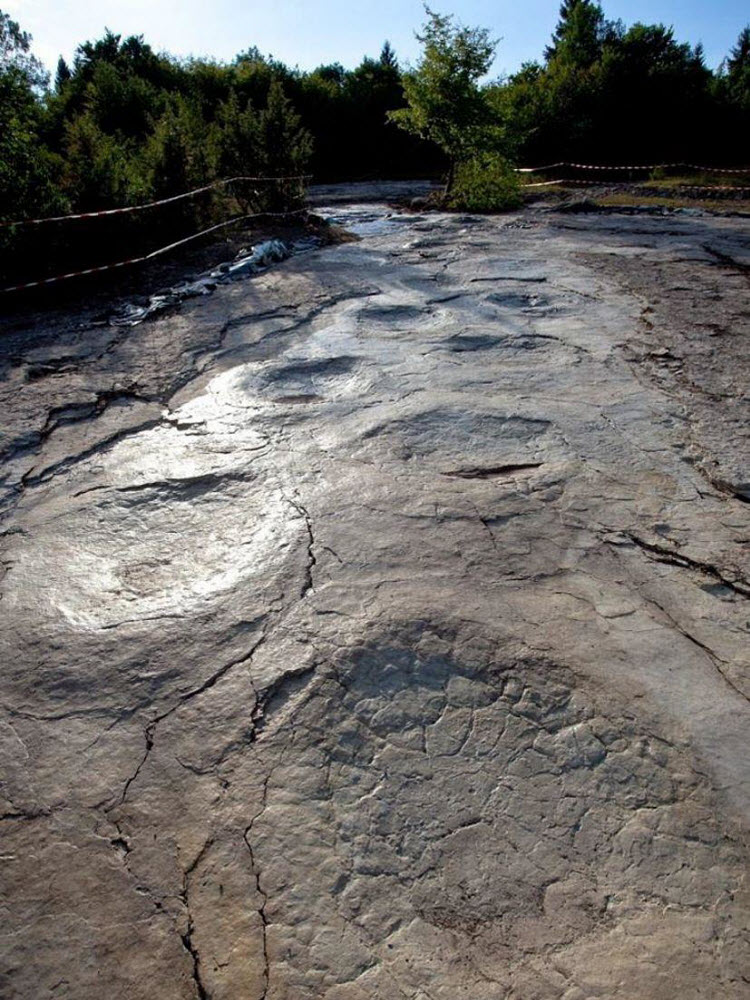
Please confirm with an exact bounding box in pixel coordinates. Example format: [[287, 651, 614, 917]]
[[445, 159, 457, 197]]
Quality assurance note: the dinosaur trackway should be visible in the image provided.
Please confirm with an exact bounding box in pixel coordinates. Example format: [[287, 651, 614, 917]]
[[1, 200, 749, 998]]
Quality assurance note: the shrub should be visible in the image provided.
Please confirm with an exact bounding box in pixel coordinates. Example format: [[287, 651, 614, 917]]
[[141, 96, 220, 198], [216, 91, 261, 178], [61, 112, 136, 208], [446, 154, 522, 212], [255, 80, 313, 209]]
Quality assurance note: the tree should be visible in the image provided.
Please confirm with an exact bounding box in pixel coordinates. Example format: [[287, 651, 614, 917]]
[[0, 9, 63, 222], [593, 23, 711, 161], [726, 26, 750, 111], [712, 25, 750, 161], [216, 91, 260, 176], [257, 78, 313, 175], [55, 56, 71, 92], [142, 96, 219, 198], [728, 26, 750, 72], [0, 9, 47, 88], [388, 6, 501, 190], [343, 51, 404, 175], [255, 79, 313, 206], [380, 41, 398, 69], [313, 63, 347, 87], [499, 0, 718, 164], [545, 0, 617, 67], [61, 112, 135, 208], [488, 62, 545, 160]]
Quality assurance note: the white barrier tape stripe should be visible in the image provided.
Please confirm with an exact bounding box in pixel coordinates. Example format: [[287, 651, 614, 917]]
[[1, 175, 310, 229], [3, 257, 142, 290], [1, 208, 308, 293], [519, 162, 750, 174], [522, 178, 750, 192], [681, 166, 750, 174], [0, 184, 217, 227], [522, 178, 608, 187], [139, 208, 306, 262], [627, 184, 750, 192], [517, 163, 567, 173], [520, 163, 660, 171], [519, 162, 639, 172], [0, 175, 312, 230]]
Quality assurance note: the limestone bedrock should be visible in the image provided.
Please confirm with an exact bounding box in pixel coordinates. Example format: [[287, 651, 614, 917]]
[[1, 197, 749, 999]]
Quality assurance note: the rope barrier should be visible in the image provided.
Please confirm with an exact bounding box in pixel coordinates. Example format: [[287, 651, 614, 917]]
[[520, 178, 750, 193], [521, 178, 633, 188], [517, 162, 750, 174], [1, 208, 308, 294], [0, 174, 312, 229]]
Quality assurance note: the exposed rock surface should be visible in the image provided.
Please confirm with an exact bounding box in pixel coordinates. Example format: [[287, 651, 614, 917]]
[[1, 199, 749, 999]]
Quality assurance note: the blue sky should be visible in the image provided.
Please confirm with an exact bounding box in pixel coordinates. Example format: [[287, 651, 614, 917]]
[[7, 0, 749, 77]]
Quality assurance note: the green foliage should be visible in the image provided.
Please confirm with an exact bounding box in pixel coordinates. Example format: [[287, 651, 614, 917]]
[[28, 29, 315, 213], [216, 91, 261, 177], [257, 79, 313, 176], [1, 2, 749, 227], [380, 41, 398, 70], [497, 0, 732, 164], [388, 6, 503, 185], [0, 10, 64, 221], [143, 97, 219, 198], [84, 60, 164, 138], [55, 56, 71, 93], [724, 26, 750, 112], [0, 9, 47, 89], [62, 113, 138, 208], [0, 9, 439, 222], [0, 83, 66, 221], [446, 153, 521, 211], [545, 0, 617, 67]]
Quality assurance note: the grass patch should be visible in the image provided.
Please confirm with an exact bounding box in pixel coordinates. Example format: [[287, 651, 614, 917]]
[[593, 192, 750, 213], [647, 169, 750, 188]]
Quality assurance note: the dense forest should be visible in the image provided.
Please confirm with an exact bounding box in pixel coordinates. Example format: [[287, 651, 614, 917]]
[[1, 1, 749, 223]]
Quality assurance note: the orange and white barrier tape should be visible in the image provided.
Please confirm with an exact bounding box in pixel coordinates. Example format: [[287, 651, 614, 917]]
[[517, 161, 750, 174], [521, 179, 750, 194], [521, 179, 593, 187], [0, 174, 312, 230], [1, 208, 307, 294]]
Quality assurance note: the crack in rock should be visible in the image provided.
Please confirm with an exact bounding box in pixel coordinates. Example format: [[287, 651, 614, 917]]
[[2, 197, 750, 1000], [443, 462, 544, 479], [609, 531, 750, 599], [111, 625, 268, 808], [285, 496, 317, 599]]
